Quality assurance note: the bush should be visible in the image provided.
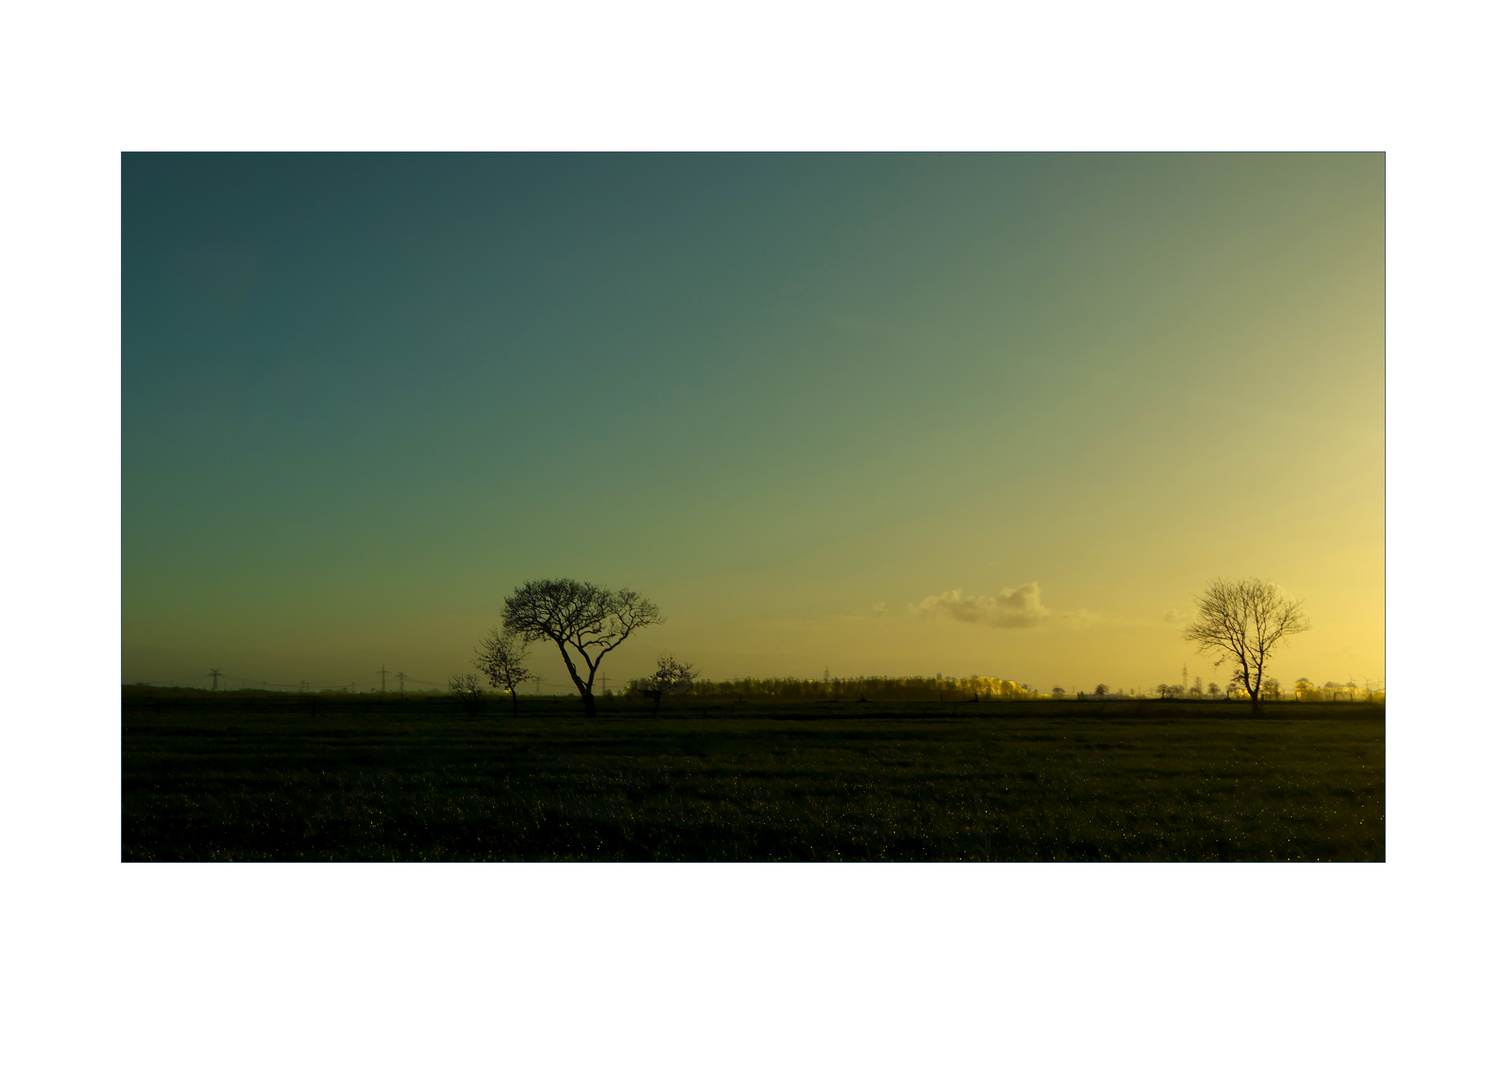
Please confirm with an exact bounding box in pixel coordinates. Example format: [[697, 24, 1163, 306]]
[[448, 673, 485, 717]]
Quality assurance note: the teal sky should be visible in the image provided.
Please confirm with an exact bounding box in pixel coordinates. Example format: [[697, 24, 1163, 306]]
[[123, 153, 1383, 694]]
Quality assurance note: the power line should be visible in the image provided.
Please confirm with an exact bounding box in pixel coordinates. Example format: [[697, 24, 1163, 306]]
[[131, 667, 573, 693]]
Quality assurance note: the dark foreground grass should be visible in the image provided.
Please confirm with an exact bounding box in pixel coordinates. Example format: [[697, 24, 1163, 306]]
[[121, 694, 1384, 861]]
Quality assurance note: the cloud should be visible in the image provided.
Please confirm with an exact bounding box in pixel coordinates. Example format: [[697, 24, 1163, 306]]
[[1164, 608, 1189, 624], [870, 602, 889, 617], [910, 582, 1052, 629]]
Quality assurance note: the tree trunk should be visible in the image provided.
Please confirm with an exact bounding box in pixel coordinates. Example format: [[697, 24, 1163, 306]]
[[1249, 687, 1263, 716], [510, 688, 518, 716], [580, 688, 597, 717]]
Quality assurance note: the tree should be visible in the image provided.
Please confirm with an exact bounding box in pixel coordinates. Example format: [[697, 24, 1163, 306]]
[[449, 673, 485, 717], [474, 624, 532, 716], [503, 579, 662, 717], [1207, 681, 1221, 698], [1094, 683, 1110, 697], [1183, 578, 1310, 715], [638, 654, 698, 718]]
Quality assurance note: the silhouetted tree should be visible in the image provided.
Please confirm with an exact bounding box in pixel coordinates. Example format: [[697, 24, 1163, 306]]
[[449, 673, 485, 717], [474, 624, 532, 716], [503, 579, 662, 717], [1207, 681, 1221, 698], [1183, 578, 1310, 715], [1094, 683, 1110, 697], [639, 654, 698, 717]]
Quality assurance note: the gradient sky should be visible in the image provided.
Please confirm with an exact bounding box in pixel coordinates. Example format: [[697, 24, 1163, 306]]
[[122, 153, 1383, 694]]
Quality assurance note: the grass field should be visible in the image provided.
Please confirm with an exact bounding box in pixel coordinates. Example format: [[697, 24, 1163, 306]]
[[121, 691, 1385, 861]]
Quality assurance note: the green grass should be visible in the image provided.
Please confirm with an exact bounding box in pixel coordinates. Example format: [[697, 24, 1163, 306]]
[[121, 693, 1385, 861]]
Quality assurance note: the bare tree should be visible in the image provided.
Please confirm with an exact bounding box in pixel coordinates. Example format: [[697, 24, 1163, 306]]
[[503, 579, 662, 717], [1183, 578, 1309, 714], [449, 673, 485, 717], [474, 624, 532, 716], [638, 654, 699, 718]]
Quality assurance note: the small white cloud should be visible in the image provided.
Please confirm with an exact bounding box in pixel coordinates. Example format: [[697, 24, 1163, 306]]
[[910, 582, 1052, 629], [871, 602, 889, 617]]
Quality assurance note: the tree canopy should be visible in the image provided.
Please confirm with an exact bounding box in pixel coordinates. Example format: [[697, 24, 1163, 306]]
[[637, 654, 698, 717], [502, 579, 662, 717], [1183, 578, 1310, 714], [474, 624, 532, 715]]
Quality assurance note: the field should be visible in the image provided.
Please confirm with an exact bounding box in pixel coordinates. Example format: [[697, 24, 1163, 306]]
[[121, 691, 1385, 861]]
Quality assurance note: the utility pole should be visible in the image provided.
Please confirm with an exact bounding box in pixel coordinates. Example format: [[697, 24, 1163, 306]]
[[397, 672, 405, 696], [534, 676, 541, 695], [380, 664, 387, 693], [209, 668, 221, 691]]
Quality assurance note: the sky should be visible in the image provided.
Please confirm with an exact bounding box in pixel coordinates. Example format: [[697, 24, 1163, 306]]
[[122, 153, 1384, 695]]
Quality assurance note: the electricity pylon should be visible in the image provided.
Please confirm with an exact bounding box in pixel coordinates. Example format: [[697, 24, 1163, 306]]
[[208, 668, 222, 691]]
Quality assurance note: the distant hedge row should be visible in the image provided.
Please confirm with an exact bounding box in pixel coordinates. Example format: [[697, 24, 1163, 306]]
[[623, 675, 1036, 702]]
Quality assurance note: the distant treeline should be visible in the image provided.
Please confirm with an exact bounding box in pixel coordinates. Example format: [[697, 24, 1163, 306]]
[[1293, 679, 1381, 703], [621, 675, 1036, 702], [123, 679, 1382, 704]]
